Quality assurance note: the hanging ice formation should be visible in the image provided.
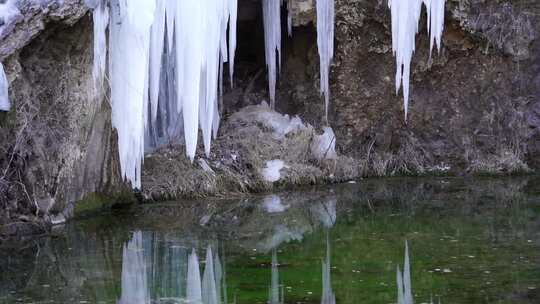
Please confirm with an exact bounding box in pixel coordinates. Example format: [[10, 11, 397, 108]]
[[316, 0, 335, 122], [388, 0, 446, 119], [0, 63, 10, 112], [91, 0, 238, 188], [287, 1, 293, 37], [262, 0, 282, 109], [89, 0, 108, 95]]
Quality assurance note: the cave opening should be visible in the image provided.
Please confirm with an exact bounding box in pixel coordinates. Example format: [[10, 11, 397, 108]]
[[222, 0, 319, 118]]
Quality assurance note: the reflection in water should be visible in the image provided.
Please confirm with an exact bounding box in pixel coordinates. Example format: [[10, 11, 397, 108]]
[[269, 249, 285, 304], [396, 241, 413, 304], [187, 249, 202, 303], [118, 231, 149, 304], [118, 233, 230, 304], [321, 233, 336, 304], [310, 198, 337, 228], [202, 246, 218, 304], [263, 195, 289, 213], [3, 178, 539, 304]]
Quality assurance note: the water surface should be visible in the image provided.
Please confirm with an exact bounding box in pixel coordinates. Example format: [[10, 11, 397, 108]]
[[1, 177, 539, 303]]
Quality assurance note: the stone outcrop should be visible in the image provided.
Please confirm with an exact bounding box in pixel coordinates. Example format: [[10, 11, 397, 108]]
[[0, 0, 122, 234]]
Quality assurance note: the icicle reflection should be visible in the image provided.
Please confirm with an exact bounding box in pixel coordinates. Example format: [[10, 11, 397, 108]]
[[321, 232, 336, 304], [118, 231, 149, 304], [118, 233, 228, 304], [268, 249, 285, 304], [396, 241, 414, 304]]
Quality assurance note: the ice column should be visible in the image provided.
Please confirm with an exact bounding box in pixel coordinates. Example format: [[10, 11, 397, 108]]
[[0, 63, 10, 112], [262, 0, 282, 109], [109, 0, 156, 189], [316, 0, 335, 122], [91, 0, 109, 95]]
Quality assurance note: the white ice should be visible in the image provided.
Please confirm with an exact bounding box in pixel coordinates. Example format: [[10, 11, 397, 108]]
[[0, 63, 10, 112], [316, 0, 335, 122], [310, 126, 337, 161], [388, 0, 446, 119], [90, 0, 108, 95], [109, 0, 155, 189], [262, 0, 282, 108], [90, 0, 239, 188]]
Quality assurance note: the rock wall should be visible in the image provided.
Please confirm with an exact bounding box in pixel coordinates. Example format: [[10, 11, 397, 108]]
[[0, 1, 122, 231], [280, 0, 540, 174]]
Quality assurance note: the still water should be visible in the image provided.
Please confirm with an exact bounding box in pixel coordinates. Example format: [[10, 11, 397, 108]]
[[1, 177, 539, 304]]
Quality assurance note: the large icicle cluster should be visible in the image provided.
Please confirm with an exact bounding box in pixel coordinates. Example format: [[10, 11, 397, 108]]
[[389, 0, 446, 119], [92, 0, 238, 188], [316, 0, 335, 122]]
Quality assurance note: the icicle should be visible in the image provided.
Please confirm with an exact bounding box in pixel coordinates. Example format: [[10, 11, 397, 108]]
[[109, 0, 156, 189], [316, 0, 335, 122], [93, 0, 239, 187], [287, 1, 293, 37], [228, 0, 238, 87], [424, 0, 446, 56], [91, 0, 109, 95], [165, 0, 176, 52], [0, 63, 10, 112], [388, 0, 446, 119], [262, 0, 282, 109], [149, 0, 166, 123]]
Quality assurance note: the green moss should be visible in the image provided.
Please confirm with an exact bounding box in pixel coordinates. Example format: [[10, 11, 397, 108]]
[[74, 191, 137, 217]]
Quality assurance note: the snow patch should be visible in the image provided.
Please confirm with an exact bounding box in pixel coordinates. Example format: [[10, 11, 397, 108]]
[[262, 159, 286, 182]]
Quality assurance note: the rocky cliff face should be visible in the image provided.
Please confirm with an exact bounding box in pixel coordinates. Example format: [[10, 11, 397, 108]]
[[279, 0, 540, 174], [0, 0, 539, 232], [0, 1, 122, 234]]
